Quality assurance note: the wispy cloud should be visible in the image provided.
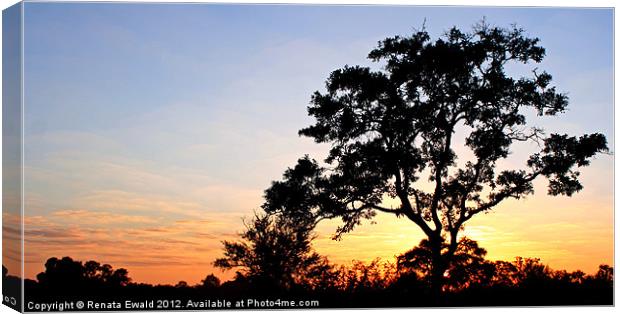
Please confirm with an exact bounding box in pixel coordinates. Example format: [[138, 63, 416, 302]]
[[23, 211, 239, 284]]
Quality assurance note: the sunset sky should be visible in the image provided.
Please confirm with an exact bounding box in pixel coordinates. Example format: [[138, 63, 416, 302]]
[[19, 3, 613, 285]]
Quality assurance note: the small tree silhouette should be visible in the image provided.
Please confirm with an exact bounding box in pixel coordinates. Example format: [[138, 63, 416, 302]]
[[595, 264, 614, 284], [200, 273, 221, 289], [214, 212, 330, 291], [263, 20, 608, 296]]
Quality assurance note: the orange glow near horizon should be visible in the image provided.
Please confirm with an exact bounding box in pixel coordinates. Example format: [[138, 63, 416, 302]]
[[18, 137, 613, 285], [20, 170, 613, 286]]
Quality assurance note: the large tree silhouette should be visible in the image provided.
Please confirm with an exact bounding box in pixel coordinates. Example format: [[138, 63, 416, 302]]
[[263, 21, 608, 295]]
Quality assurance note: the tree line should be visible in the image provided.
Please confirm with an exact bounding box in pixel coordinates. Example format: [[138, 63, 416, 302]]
[[9, 212, 613, 306]]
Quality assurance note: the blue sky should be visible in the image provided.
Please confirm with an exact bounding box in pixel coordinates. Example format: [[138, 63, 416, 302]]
[[24, 4, 613, 134], [20, 3, 613, 284]]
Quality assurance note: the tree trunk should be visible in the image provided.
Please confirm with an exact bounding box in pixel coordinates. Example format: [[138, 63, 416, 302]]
[[429, 240, 446, 304]]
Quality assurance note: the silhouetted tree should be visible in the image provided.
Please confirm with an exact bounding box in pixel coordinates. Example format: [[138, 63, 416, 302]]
[[397, 237, 493, 291], [107, 268, 130, 287], [214, 212, 329, 291], [512, 257, 551, 288], [591, 264, 614, 289], [201, 273, 221, 289], [36, 257, 130, 293], [37, 257, 84, 289], [263, 20, 608, 295], [595, 264, 613, 282], [447, 238, 495, 290], [396, 240, 434, 280], [491, 260, 520, 287], [175, 281, 189, 288]]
